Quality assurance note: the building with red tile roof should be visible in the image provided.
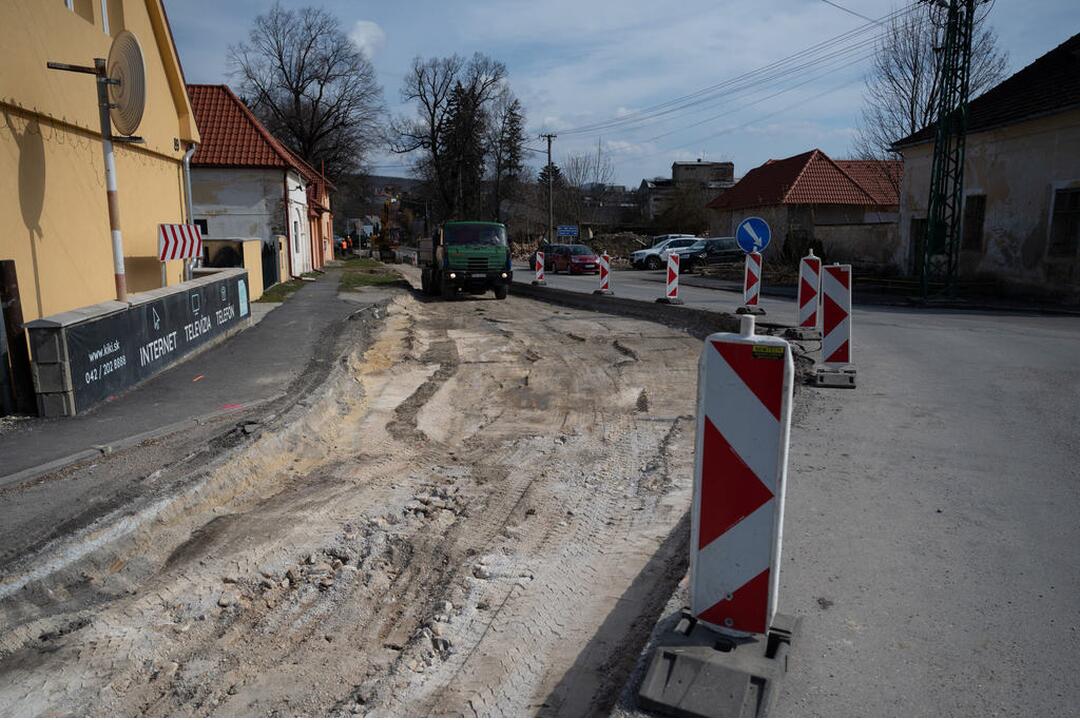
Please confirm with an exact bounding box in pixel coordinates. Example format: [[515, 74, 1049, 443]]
[[706, 149, 903, 271], [187, 84, 335, 284], [893, 32, 1080, 298]]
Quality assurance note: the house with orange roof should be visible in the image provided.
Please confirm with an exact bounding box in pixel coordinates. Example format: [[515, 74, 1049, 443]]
[[186, 84, 333, 288], [706, 149, 902, 272]]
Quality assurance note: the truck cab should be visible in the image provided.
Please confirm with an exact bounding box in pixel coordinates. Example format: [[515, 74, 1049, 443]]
[[419, 221, 512, 300]]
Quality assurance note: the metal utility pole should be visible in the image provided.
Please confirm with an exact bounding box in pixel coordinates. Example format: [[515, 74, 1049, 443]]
[[920, 0, 983, 298], [540, 133, 557, 243]]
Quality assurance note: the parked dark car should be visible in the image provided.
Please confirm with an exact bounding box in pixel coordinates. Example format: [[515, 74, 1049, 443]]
[[683, 237, 742, 272], [551, 244, 600, 274]]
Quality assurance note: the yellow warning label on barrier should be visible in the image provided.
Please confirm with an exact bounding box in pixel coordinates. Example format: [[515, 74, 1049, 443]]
[[752, 344, 784, 360]]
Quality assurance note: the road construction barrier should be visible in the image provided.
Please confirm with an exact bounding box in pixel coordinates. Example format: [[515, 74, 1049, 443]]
[[532, 251, 546, 286], [736, 251, 765, 315], [594, 253, 613, 295], [691, 314, 793, 635], [816, 263, 856, 387], [656, 253, 683, 304], [797, 250, 821, 329]]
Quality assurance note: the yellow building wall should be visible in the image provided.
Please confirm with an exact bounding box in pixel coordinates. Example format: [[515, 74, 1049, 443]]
[[0, 0, 198, 322]]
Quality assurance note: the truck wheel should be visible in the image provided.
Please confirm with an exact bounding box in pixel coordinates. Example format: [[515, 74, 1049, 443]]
[[494, 285, 508, 300], [421, 269, 430, 295], [441, 281, 455, 301]]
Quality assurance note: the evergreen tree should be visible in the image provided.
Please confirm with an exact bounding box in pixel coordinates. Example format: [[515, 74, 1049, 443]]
[[488, 96, 526, 221]]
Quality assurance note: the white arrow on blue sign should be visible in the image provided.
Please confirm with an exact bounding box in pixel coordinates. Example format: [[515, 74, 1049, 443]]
[[736, 217, 772, 254]]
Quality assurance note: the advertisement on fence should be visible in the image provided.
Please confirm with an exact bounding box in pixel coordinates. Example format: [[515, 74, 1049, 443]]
[[64, 274, 249, 410]]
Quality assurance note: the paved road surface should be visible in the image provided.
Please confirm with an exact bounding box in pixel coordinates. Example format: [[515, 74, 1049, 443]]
[[520, 262, 1080, 715]]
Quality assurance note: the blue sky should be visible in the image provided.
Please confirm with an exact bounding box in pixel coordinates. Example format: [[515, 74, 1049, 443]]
[[164, 0, 1079, 186]]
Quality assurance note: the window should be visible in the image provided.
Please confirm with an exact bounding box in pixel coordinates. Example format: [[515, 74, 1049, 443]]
[[65, 0, 95, 23], [961, 194, 986, 251], [1048, 188, 1080, 258]]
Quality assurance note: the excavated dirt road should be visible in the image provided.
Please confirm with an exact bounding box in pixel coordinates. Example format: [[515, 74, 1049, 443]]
[[0, 277, 702, 717]]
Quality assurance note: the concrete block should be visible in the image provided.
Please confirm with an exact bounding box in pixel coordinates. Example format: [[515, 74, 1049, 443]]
[[31, 361, 72, 393], [814, 367, 857, 388], [37, 391, 75, 418], [28, 328, 66, 364]]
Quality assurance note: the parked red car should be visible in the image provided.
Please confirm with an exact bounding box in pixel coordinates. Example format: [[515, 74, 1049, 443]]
[[551, 244, 600, 274]]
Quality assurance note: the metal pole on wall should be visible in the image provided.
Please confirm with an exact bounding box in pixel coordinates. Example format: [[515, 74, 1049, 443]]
[[95, 58, 127, 302]]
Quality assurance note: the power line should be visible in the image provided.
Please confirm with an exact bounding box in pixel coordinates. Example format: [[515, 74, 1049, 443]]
[[818, 0, 881, 24], [555, 2, 919, 137]]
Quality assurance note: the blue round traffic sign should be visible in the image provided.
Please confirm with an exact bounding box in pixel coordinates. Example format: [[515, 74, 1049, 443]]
[[736, 217, 772, 254]]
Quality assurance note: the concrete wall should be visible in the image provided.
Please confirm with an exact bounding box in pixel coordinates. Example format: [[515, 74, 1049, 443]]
[[815, 223, 903, 273], [899, 109, 1080, 297], [191, 168, 283, 244], [0, 0, 199, 323]]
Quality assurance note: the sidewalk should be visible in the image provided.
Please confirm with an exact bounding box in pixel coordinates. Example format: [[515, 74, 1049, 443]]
[[0, 270, 381, 482]]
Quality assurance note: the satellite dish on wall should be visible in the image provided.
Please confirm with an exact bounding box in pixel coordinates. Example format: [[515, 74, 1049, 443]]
[[106, 30, 147, 136]]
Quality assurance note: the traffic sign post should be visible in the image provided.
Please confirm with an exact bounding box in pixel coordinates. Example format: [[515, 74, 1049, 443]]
[[815, 263, 856, 388], [655, 252, 684, 305], [638, 313, 799, 717], [593, 253, 613, 295], [736, 217, 771, 254]]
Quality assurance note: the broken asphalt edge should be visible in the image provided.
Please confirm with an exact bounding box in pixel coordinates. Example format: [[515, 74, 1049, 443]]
[[0, 298, 394, 603], [510, 280, 744, 339]]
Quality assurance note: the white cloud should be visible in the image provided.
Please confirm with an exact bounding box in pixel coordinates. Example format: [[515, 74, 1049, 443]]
[[349, 20, 386, 59]]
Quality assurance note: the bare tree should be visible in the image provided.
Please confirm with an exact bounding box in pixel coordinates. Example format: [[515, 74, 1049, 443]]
[[560, 142, 616, 226], [853, 3, 1008, 161], [229, 3, 384, 180], [390, 53, 507, 219]]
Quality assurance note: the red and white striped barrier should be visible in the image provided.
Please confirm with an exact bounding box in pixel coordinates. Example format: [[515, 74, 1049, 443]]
[[796, 250, 821, 332], [691, 314, 793, 635], [158, 223, 203, 262], [532, 251, 546, 286], [816, 263, 856, 387], [594, 253, 613, 295], [656, 252, 683, 304], [737, 251, 765, 315]]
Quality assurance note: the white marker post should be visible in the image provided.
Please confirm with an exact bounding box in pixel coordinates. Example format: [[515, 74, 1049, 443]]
[[737, 251, 765, 316], [593, 252, 613, 295], [691, 314, 793, 634], [815, 263, 856, 388], [656, 252, 683, 305], [793, 250, 821, 339], [532, 251, 546, 286]]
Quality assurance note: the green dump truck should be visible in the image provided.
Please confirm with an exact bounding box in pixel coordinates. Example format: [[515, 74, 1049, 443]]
[[419, 221, 512, 300]]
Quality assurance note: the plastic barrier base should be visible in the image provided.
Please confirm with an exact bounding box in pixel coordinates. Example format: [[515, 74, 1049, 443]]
[[655, 297, 684, 305], [531, 279, 547, 286], [639, 609, 799, 718], [736, 306, 767, 315], [814, 367, 857, 388], [592, 289, 614, 296]]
